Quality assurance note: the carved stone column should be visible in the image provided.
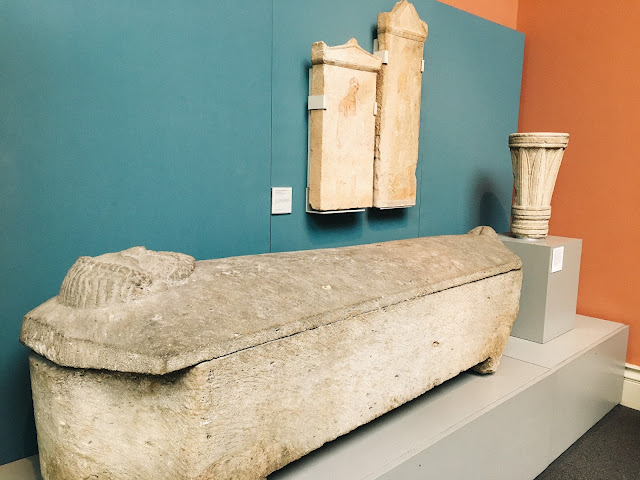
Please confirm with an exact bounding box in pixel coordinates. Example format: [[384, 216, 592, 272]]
[[509, 132, 569, 238]]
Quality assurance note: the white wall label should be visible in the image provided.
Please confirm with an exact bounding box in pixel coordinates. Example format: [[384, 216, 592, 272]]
[[551, 246, 564, 273], [271, 187, 292, 215]]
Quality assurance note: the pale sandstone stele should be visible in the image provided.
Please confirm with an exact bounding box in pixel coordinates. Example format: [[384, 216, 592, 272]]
[[374, 0, 428, 208], [308, 39, 382, 211], [21, 227, 522, 479]]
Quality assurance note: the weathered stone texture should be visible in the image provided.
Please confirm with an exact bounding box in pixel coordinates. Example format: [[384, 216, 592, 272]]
[[22, 227, 522, 480], [59, 246, 195, 308], [374, 0, 428, 208], [509, 132, 569, 238], [308, 39, 381, 211]]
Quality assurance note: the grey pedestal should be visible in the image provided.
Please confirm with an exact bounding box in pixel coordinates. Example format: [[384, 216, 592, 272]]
[[499, 234, 582, 343]]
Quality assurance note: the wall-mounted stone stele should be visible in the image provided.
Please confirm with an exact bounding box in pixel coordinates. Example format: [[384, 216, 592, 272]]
[[21, 228, 522, 480], [374, 0, 428, 208], [509, 132, 569, 238], [308, 39, 382, 211]]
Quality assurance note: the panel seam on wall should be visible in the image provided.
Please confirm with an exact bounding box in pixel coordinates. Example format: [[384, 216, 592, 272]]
[[269, 1, 274, 253]]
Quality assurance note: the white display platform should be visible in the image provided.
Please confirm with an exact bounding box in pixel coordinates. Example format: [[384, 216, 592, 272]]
[[1, 316, 628, 480]]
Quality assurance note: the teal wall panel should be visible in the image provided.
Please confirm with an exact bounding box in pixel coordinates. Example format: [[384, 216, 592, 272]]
[[0, 0, 523, 465], [418, 3, 524, 236], [0, 0, 272, 464], [271, 0, 523, 252]]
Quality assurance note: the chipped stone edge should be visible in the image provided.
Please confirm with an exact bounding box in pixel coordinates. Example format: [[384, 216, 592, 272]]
[[377, 0, 428, 42]]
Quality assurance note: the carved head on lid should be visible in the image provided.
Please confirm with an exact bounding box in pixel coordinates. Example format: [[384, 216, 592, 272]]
[[58, 247, 196, 309]]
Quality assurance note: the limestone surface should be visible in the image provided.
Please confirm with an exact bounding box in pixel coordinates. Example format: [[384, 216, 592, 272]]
[[59, 246, 195, 308], [509, 132, 569, 238], [22, 227, 521, 375], [374, 0, 428, 208], [308, 39, 381, 211], [22, 227, 523, 480]]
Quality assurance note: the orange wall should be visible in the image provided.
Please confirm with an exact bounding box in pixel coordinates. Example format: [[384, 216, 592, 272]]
[[516, 0, 640, 365], [437, 0, 519, 29], [438, 0, 639, 365]]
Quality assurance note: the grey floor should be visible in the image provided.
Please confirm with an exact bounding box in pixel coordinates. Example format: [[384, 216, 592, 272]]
[[535, 405, 640, 480]]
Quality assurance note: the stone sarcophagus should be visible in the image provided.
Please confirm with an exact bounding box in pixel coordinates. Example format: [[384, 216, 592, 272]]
[[509, 132, 570, 238], [21, 227, 522, 480]]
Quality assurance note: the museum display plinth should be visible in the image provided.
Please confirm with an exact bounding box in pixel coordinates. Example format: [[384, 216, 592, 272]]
[[500, 234, 582, 343]]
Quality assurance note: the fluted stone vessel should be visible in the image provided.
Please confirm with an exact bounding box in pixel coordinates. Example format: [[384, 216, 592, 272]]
[[509, 132, 569, 238]]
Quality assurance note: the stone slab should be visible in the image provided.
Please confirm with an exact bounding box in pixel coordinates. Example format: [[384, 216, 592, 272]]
[[373, 0, 428, 208], [307, 39, 381, 211], [500, 234, 582, 343]]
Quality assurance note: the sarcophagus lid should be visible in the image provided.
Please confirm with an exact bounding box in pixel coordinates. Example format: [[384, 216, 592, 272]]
[[20, 226, 521, 375]]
